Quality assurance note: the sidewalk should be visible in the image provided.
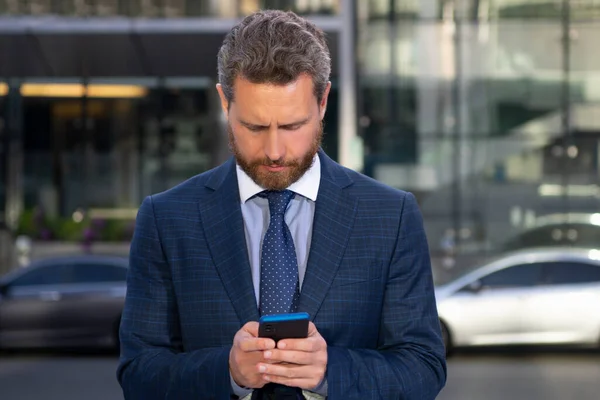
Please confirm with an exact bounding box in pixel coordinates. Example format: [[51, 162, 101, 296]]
[[28, 241, 131, 260]]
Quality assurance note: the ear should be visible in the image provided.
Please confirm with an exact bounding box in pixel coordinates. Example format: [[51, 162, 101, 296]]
[[318, 81, 332, 120], [216, 83, 230, 120]]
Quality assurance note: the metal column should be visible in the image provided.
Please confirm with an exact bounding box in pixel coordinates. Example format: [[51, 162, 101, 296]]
[[338, 0, 360, 170], [560, 0, 571, 215], [0, 79, 23, 273], [4, 80, 23, 234], [0, 87, 11, 273]]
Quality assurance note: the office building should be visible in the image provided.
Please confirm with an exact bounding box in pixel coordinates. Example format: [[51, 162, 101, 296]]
[[2, 0, 600, 262]]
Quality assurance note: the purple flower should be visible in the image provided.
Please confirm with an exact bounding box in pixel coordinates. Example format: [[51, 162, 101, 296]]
[[83, 227, 95, 242], [40, 228, 52, 241], [92, 218, 106, 230], [33, 207, 45, 227]]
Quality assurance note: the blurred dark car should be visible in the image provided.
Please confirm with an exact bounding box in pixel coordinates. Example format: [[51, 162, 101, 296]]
[[502, 213, 600, 251], [0, 255, 128, 350]]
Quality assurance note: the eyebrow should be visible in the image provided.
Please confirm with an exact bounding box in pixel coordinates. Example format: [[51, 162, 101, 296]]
[[239, 117, 311, 130]]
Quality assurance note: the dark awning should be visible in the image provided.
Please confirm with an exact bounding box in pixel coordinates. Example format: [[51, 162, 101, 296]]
[[0, 17, 341, 78]]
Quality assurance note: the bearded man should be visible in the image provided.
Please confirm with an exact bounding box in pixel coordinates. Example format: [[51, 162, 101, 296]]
[[117, 9, 446, 400]]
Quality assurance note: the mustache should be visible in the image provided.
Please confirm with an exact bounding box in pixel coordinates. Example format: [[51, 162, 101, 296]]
[[257, 158, 298, 167]]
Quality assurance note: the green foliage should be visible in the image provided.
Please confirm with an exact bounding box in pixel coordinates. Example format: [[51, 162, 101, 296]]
[[15, 208, 134, 242], [16, 209, 39, 237]]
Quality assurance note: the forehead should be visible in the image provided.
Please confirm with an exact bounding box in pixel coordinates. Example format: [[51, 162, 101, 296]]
[[231, 75, 316, 113]]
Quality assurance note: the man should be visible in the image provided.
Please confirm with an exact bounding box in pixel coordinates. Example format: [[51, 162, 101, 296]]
[[117, 9, 446, 400]]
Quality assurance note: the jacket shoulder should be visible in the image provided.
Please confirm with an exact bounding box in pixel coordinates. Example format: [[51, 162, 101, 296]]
[[145, 161, 232, 210]]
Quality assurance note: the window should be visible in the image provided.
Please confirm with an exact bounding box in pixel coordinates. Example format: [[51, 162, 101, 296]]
[[479, 263, 543, 289], [544, 262, 600, 285], [71, 263, 128, 283], [10, 264, 75, 287]]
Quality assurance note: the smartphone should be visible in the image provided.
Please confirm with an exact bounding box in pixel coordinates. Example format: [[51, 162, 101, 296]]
[[258, 312, 310, 342]]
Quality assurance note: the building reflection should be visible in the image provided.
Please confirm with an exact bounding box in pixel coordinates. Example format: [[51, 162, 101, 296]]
[[2, 1, 600, 275]]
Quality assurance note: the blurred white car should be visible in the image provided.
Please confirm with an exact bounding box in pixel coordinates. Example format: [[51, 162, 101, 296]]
[[435, 247, 600, 352]]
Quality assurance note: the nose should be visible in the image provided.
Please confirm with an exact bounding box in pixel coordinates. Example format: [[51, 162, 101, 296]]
[[264, 128, 284, 162]]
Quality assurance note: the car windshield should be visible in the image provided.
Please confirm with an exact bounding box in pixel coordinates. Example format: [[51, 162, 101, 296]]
[[433, 253, 503, 287], [501, 223, 600, 251], [432, 221, 600, 286]]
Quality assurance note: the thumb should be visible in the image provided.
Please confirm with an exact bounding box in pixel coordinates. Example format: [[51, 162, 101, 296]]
[[307, 321, 319, 337], [243, 321, 260, 337]]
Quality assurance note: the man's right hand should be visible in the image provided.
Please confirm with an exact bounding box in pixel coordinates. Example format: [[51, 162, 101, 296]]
[[229, 321, 276, 389]]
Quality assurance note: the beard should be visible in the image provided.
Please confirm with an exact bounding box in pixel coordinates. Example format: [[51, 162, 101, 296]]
[[228, 121, 323, 191]]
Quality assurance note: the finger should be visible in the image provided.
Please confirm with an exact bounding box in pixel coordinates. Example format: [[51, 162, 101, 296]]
[[277, 336, 322, 352], [307, 321, 318, 336], [257, 362, 315, 380], [263, 349, 312, 365], [242, 321, 260, 337], [239, 336, 276, 352], [258, 364, 324, 390]]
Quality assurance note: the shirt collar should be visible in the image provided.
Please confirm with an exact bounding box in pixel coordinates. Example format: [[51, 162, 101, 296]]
[[236, 154, 321, 203]]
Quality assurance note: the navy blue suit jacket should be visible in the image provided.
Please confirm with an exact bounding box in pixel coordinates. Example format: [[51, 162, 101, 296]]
[[117, 150, 446, 399]]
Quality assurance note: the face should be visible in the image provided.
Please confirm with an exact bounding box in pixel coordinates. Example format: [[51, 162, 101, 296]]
[[217, 74, 330, 191]]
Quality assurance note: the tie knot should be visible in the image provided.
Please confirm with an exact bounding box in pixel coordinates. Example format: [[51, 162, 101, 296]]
[[262, 190, 295, 216]]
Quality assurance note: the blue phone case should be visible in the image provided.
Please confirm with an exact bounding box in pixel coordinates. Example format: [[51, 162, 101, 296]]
[[258, 312, 310, 342], [259, 312, 310, 324]]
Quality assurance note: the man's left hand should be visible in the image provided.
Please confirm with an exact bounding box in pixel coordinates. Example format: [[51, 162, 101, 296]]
[[256, 321, 327, 390]]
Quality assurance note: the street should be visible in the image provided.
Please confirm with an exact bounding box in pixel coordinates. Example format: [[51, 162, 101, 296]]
[[438, 350, 600, 400], [0, 349, 599, 399]]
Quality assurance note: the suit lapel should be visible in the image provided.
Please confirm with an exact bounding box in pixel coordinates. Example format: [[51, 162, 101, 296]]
[[198, 158, 260, 324], [298, 151, 358, 320]]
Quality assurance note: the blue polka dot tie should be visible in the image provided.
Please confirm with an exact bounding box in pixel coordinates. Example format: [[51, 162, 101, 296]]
[[259, 190, 300, 316]]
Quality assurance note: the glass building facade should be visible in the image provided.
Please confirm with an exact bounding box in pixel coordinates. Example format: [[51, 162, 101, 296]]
[[356, 0, 600, 269], [0, 0, 342, 257], [0, 0, 340, 17], [2, 0, 600, 270]]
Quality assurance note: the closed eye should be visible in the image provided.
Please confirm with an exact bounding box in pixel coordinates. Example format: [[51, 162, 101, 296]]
[[246, 125, 266, 132], [280, 124, 303, 131], [239, 118, 310, 132]]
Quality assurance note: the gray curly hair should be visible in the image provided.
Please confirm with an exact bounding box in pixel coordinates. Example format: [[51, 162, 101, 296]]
[[217, 9, 331, 105]]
